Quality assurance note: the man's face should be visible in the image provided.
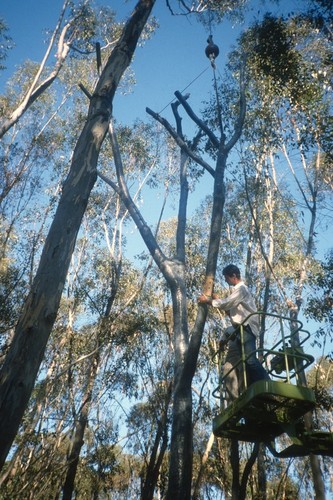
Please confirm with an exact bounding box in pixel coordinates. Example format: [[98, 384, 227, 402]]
[[224, 274, 238, 286]]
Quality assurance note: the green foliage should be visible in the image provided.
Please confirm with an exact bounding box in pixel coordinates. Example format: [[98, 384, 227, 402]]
[[0, 219, 28, 348], [304, 251, 333, 358], [243, 9, 332, 113], [0, 262, 25, 334], [306, 356, 333, 457], [68, 4, 117, 57], [254, 15, 302, 90], [305, 251, 333, 324], [168, 0, 249, 24], [0, 18, 13, 71]]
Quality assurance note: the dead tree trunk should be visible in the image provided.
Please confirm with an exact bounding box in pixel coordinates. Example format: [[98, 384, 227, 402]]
[[0, 0, 155, 470]]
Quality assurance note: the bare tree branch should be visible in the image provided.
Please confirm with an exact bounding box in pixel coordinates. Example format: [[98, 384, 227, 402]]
[[0, 0, 73, 138], [146, 106, 215, 177], [174, 90, 220, 147]]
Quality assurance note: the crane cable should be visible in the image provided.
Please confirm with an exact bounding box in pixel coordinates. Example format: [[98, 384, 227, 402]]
[[205, 10, 223, 138]]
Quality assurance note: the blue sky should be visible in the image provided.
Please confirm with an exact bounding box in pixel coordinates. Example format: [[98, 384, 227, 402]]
[[0, 0, 289, 124], [1, 0, 330, 257], [1, 0, 330, 236], [1, 0, 331, 354], [1, 0, 232, 125]]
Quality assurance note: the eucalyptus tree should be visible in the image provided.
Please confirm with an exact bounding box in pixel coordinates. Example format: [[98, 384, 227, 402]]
[[0, 2, 131, 380], [146, 215, 226, 498], [0, 1, 125, 138], [0, 18, 12, 72], [126, 345, 172, 499], [0, 114, 166, 495], [239, 3, 332, 360], [0, 0, 75, 138], [0, 0, 156, 470], [60, 139, 167, 498], [0, 246, 163, 497], [0, 1, 130, 215], [305, 251, 333, 357]]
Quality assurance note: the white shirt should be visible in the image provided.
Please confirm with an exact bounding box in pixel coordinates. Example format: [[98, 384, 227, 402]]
[[212, 281, 260, 338]]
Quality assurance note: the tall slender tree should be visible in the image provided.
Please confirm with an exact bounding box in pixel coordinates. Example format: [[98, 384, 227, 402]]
[[0, 0, 156, 470]]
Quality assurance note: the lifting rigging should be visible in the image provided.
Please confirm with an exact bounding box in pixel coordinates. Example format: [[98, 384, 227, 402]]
[[212, 312, 333, 458], [204, 34, 224, 137], [205, 34, 220, 69]]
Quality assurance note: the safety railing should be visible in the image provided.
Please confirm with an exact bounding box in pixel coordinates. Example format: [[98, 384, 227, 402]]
[[212, 311, 314, 408]]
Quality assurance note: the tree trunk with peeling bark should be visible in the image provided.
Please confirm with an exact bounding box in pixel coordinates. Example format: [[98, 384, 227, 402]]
[[0, 0, 155, 470]]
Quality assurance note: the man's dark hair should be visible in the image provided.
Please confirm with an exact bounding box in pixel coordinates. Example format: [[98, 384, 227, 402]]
[[222, 264, 241, 278]]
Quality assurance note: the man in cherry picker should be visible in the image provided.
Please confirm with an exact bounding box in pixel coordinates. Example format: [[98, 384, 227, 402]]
[[198, 264, 270, 391]]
